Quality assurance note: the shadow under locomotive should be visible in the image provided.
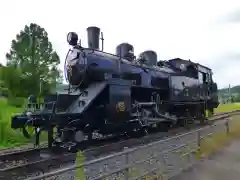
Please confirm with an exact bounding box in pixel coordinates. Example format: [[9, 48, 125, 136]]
[[11, 26, 219, 152]]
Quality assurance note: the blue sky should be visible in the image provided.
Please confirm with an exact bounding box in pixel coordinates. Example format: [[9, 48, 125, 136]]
[[0, 0, 240, 88]]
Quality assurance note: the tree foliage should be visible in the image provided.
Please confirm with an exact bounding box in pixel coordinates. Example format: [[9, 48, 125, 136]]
[[0, 66, 23, 97], [2, 23, 62, 97], [235, 95, 240, 102]]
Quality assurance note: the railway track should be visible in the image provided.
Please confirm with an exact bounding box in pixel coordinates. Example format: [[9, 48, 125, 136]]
[[0, 110, 239, 180]]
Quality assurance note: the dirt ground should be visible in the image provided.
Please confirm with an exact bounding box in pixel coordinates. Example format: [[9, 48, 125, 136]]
[[171, 139, 240, 180]]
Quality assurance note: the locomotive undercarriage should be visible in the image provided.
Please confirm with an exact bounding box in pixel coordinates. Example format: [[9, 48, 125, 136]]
[[52, 101, 208, 152]]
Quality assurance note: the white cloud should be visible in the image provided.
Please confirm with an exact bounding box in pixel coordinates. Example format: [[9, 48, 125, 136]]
[[0, 0, 240, 88]]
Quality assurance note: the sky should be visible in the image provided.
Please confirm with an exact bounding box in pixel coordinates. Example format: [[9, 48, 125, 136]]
[[0, 0, 240, 88]]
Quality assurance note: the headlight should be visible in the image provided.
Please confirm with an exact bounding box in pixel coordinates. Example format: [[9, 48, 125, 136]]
[[67, 32, 78, 46]]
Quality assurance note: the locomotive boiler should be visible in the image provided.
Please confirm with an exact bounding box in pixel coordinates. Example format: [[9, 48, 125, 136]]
[[11, 26, 219, 151]]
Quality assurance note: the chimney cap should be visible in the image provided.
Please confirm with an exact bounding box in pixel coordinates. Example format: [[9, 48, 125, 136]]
[[87, 26, 100, 30]]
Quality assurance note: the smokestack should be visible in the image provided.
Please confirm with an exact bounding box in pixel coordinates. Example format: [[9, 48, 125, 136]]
[[86, 26, 100, 50]]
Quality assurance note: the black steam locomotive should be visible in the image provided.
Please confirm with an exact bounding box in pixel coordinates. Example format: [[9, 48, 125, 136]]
[[11, 26, 219, 150]]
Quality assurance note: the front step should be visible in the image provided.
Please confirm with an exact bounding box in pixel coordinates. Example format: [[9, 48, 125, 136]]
[[67, 82, 107, 114]]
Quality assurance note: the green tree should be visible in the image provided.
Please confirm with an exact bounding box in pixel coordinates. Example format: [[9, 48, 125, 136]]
[[5, 23, 62, 97], [235, 95, 240, 102], [0, 66, 23, 97]]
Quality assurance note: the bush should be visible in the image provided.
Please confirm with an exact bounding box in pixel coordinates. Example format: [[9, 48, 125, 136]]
[[0, 98, 30, 147], [7, 97, 26, 108], [0, 87, 9, 97], [0, 97, 47, 148]]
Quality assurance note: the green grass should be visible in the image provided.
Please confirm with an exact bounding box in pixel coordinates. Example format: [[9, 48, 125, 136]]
[[0, 98, 31, 148], [214, 103, 240, 114]]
